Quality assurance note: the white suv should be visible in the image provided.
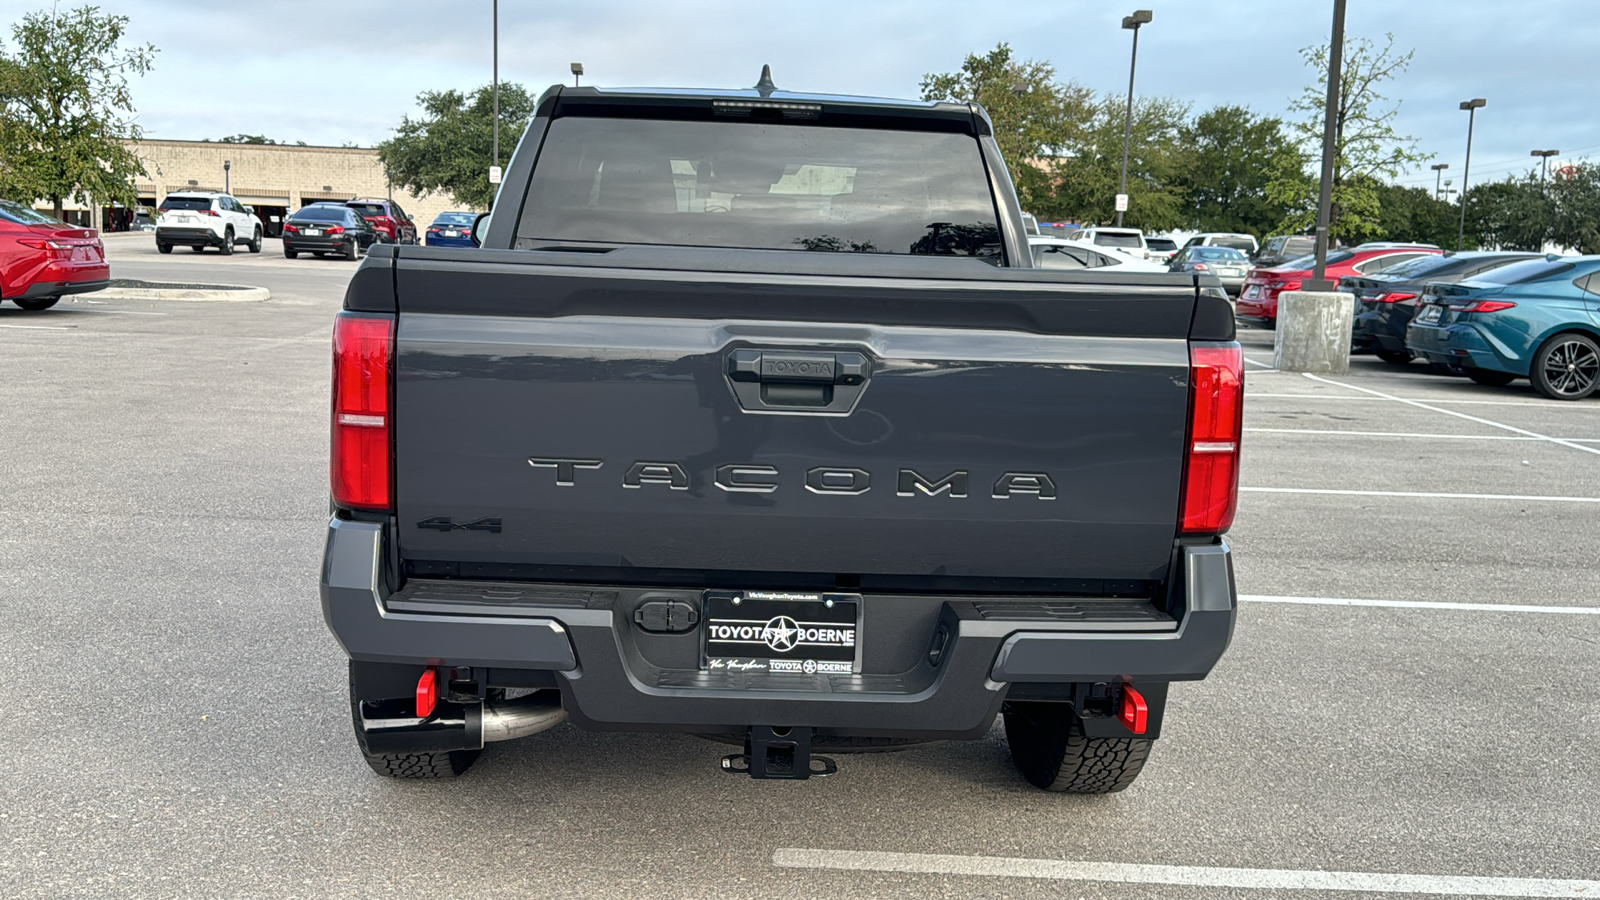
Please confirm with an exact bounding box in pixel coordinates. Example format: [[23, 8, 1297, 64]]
[[1073, 226, 1150, 260], [155, 192, 263, 255]]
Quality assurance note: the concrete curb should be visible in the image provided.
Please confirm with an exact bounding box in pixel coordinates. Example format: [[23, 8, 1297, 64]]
[[96, 285, 271, 302]]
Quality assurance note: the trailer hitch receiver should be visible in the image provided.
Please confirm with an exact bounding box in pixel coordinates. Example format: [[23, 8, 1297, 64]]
[[721, 726, 837, 779]]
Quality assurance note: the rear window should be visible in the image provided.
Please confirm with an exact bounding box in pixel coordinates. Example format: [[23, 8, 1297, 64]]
[[1146, 238, 1177, 251], [1092, 232, 1143, 249], [347, 203, 388, 217], [1281, 249, 1353, 270], [0, 199, 61, 225], [1473, 258, 1576, 285], [291, 207, 351, 223], [516, 117, 1001, 260], [432, 213, 476, 226], [160, 197, 213, 211], [1372, 255, 1469, 280], [1211, 236, 1256, 251], [1194, 247, 1247, 261]]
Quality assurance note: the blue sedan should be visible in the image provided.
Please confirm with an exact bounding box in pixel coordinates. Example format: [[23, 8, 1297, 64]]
[[1406, 255, 1600, 400], [424, 212, 478, 248]]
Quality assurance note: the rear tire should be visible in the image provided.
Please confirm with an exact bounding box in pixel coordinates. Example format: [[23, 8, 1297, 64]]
[[248, 227, 262, 253], [349, 675, 481, 779], [157, 242, 172, 254], [345, 239, 360, 261], [1530, 333, 1600, 401], [1375, 349, 1413, 365], [284, 248, 298, 259], [1003, 702, 1151, 793], [11, 295, 60, 311], [219, 228, 234, 255], [1467, 368, 1516, 387]]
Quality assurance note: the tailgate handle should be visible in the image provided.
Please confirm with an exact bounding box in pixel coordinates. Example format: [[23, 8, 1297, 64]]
[[726, 349, 871, 414]]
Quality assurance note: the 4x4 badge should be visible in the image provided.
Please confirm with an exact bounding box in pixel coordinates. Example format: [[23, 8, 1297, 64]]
[[416, 516, 502, 533]]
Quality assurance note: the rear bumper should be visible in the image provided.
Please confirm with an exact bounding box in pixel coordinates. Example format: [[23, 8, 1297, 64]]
[[1405, 321, 1519, 374], [156, 227, 223, 246], [19, 277, 109, 299], [321, 518, 1236, 739], [285, 236, 357, 252]]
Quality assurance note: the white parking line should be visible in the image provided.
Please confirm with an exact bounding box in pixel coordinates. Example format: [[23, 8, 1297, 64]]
[[1302, 372, 1600, 457], [1246, 392, 1598, 409], [1244, 357, 1276, 369], [1240, 594, 1600, 615], [0, 322, 73, 330], [1242, 487, 1600, 502], [1244, 427, 1600, 443], [772, 849, 1600, 897]]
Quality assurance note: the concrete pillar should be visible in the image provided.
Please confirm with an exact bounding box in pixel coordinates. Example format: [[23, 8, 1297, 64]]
[[1274, 290, 1355, 374]]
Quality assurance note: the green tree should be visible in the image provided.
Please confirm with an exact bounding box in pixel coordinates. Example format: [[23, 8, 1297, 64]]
[[1177, 105, 1305, 237], [0, 5, 155, 218], [1366, 180, 1459, 247], [1462, 174, 1552, 251], [920, 43, 1093, 217], [376, 84, 535, 210], [1549, 162, 1600, 254], [1049, 94, 1191, 231], [1267, 33, 1427, 241], [217, 133, 279, 144]]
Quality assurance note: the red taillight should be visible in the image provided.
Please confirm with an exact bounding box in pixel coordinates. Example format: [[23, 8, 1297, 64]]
[[199, 209, 218, 216], [284, 224, 299, 234], [1192, 263, 1210, 271], [1180, 343, 1243, 534], [1374, 292, 1418, 303], [1268, 279, 1303, 292], [427, 228, 441, 233], [326, 225, 346, 235], [1119, 685, 1148, 735], [332, 314, 393, 510], [1459, 300, 1516, 314]]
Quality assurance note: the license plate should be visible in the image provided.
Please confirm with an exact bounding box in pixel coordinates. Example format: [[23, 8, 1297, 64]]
[[305, 229, 322, 236], [1244, 285, 1261, 299], [443, 229, 460, 237], [702, 590, 860, 675], [1416, 304, 1444, 324]]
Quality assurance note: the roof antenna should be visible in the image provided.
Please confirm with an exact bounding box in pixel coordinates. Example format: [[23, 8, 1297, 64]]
[[754, 64, 777, 97]]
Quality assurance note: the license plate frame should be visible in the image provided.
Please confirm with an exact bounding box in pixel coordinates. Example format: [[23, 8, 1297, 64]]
[[1416, 304, 1444, 324], [1244, 285, 1261, 299], [701, 590, 862, 675], [305, 228, 322, 236]]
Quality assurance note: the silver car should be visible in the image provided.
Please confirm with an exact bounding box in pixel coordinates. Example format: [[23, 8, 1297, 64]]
[[1169, 245, 1251, 295]]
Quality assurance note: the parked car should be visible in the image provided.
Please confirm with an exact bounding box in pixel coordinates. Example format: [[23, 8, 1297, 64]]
[[1346, 252, 1542, 364], [1182, 232, 1259, 256], [1254, 234, 1316, 267], [346, 198, 417, 244], [1029, 236, 1167, 272], [1236, 245, 1442, 325], [1036, 222, 1080, 239], [1074, 226, 1150, 260], [0, 199, 109, 310], [1146, 236, 1179, 263], [1169, 245, 1251, 295], [1406, 256, 1600, 399], [131, 209, 156, 232], [282, 204, 380, 260], [154, 191, 263, 255], [425, 212, 478, 248]]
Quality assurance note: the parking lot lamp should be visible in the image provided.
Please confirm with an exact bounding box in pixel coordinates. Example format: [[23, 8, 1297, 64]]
[[1307, 0, 1345, 292], [223, 159, 230, 195], [1431, 162, 1448, 200], [1457, 98, 1486, 250], [1115, 9, 1152, 228], [571, 62, 583, 87], [1532, 149, 1559, 186]]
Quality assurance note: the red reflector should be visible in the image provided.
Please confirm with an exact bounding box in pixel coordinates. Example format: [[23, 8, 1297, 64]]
[[1181, 343, 1243, 534], [416, 669, 437, 718], [1120, 685, 1148, 735], [332, 313, 393, 510]]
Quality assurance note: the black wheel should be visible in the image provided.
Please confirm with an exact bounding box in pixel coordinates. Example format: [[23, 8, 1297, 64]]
[[248, 227, 262, 253], [1466, 368, 1516, 387], [349, 673, 480, 779], [345, 238, 360, 261], [11, 295, 60, 311], [283, 248, 298, 259], [1530, 333, 1600, 400], [1003, 702, 1151, 793], [157, 242, 172, 254], [1375, 349, 1413, 365], [219, 228, 234, 255]]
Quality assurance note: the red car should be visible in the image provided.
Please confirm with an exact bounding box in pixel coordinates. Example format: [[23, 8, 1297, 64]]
[[1235, 244, 1442, 323], [346, 198, 417, 245], [0, 199, 109, 311]]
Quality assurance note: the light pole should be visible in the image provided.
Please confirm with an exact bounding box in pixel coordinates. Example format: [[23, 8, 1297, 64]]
[[492, 0, 499, 174], [1456, 98, 1486, 250], [1115, 9, 1152, 228], [1307, 0, 1346, 292], [1531, 149, 1559, 186], [571, 62, 583, 87], [223, 159, 231, 194], [1430, 162, 1448, 200]]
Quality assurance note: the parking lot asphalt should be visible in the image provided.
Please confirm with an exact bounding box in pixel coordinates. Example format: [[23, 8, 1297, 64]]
[[2, 239, 1597, 898]]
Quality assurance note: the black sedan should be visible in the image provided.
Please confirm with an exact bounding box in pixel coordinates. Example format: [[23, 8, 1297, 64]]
[[282, 204, 380, 260], [1345, 252, 1541, 364]]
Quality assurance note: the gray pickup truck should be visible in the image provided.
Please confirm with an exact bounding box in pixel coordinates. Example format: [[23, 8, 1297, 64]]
[[321, 74, 1242, 792]]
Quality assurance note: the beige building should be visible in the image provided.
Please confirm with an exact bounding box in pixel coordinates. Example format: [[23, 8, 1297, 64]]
[[56, 139, 473, 237]]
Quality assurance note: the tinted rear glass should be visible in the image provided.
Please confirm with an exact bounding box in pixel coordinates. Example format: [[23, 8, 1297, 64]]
[[1194, 247, 1247, 261], [0, 199, 61, 225], [291, 207, 350, 223], [347, 203, 388, 217], [517, 117, 1001, 260], [1281, 249, 1353, 270], [1146, 238, 1177, 251], [1212, 236, 1256, 251], [432, 213, 476, 226], [1473, 258, 1577, 285], [1092, 232, 1143, 248], [1368, 255, 1467, 280], [160, 197, 213, 211]]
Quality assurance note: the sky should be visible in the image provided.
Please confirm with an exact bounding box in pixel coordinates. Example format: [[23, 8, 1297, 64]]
[[4, 0, 1597, 190]]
